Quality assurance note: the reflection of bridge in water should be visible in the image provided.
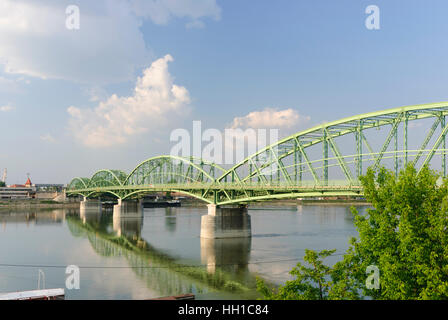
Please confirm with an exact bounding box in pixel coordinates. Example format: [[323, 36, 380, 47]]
[[67, 205, 259, 298], [67, 103, 448, 238]]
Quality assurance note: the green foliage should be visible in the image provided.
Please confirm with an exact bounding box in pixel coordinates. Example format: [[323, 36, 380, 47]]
[[256, 249, 358, 300], [343, 164, 448, 299], [0, 181, 5, 187], [258, 164, 448, 300]]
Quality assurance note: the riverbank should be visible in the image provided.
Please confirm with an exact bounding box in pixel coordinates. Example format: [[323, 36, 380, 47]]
[[0, 197, 370, 211]]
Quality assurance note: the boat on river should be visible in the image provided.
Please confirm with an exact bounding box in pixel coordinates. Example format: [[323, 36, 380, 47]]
[[0, 288, 65, 300]]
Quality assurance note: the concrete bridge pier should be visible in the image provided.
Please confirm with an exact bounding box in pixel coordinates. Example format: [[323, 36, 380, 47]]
[[113, 199, 143, 215], [80, 197, 102, 211], [200, 204, 251, 239]]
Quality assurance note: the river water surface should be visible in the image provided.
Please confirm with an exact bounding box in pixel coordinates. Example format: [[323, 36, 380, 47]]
[[0, 203, 368, 299]]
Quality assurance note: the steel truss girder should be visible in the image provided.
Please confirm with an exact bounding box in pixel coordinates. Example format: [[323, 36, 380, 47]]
[[217, 104, 448, 185], [419, 120, 448, 172], [373, 113, 403, 170], [324, 128, 355, 184], [67, 102, 448, 205], [413, 116, 441, 165]]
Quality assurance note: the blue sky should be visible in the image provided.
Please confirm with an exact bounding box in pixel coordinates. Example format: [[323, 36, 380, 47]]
[[1, 0, 448, 184]]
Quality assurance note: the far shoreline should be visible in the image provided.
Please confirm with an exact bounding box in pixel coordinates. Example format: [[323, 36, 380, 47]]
[[0, 197, 371, 211]]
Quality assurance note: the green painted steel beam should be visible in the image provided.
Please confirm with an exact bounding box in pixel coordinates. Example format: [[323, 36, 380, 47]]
[[324, 128, 355, 184], [412, 116, 441, 166], [373, 113, 403, 170], [420, 120, 448, 172], [269, 146, 293, 185], [323, 128, 328, 184], [294, 137, 320, 184], [403, 113, 408, 166]]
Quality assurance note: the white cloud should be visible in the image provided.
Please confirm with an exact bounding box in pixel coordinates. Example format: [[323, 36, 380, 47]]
[[229, 108, 310, 130], [67, 54, 191, 148], [0, 0, 221, 84], [0, 0, 149, 84], [219, 108, 311, 166], [0, 105, 14, 112]]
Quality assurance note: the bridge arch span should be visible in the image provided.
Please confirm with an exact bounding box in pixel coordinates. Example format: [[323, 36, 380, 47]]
[[67, 177, 91, 197], [124, 155, 225, 186], [217, 102, 448, 190], [88, 169, 127, 188], [67, 102, 448, 205], [68, 177, 90, 189]]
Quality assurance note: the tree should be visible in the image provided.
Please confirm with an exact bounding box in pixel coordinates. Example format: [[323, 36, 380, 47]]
[[0, 181, 5, 187], [337, 164, 448, 299], [258, 164, 448, 300], [257, 249, 338, 300]]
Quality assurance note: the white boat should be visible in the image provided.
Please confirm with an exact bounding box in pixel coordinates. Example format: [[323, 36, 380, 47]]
[[0, 288, 65, 300]]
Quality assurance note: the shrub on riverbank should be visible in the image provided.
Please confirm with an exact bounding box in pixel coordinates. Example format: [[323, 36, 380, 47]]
[[257, 164, 448, 300]]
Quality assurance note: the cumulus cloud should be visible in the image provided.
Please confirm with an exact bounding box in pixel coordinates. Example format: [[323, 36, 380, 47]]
[[220, 108, 311, 165], [67, 54, 191, 147], [0, 0, 149, 84], [0, 0, 221, 84], [0, 105, 14, 112], [229, 108, 310, 130]]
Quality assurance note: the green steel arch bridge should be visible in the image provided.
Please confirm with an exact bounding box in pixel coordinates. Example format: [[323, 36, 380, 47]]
[[67, 102, 448, 205]]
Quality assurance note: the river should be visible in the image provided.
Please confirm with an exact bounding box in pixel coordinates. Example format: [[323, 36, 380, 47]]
[[0, 203, 368, 299]]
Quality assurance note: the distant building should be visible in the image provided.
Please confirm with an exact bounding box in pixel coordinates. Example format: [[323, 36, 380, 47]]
[[9, 177, 33, 188], [35, 184, 64, 192], [0, 177, 36, 199]]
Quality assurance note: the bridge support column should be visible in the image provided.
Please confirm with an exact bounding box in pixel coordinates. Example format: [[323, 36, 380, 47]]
[[200, 204, 251, 239], [113, 199, 143, 215]]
